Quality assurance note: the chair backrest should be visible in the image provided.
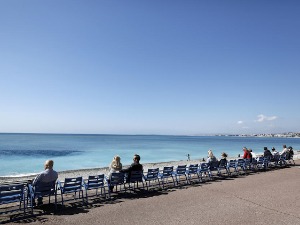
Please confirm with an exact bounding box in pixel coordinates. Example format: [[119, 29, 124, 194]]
[[146, 168, 159, 179], [34, 180, 56, 192], [209, 161, 219, 170], [87, 174, 105, 189], [244, 158, 251, 166], [129, 170, 144, 183], [257, 157, 264, 162], [218, 159, 227, 168], [273, 154, 280, 161], [176, 165, 187, 175], [187, 164, 198, 174], [200, 163, 210, 170], [110, 172, 125, 186], [227, 160, 237, 167], [162, 166, 174, 177], [63, 177, 83, 193], [0, 183, 25, 205], [251, 158, 257, 164], [237, 159, 245, 166]]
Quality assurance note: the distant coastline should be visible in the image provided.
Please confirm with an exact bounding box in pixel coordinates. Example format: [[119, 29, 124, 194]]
[[1, 132, 300, 138], [216, 132, 300, 138]]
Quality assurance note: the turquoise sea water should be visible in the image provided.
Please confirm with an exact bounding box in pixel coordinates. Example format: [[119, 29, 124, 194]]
[[0, 133, 299, 177]]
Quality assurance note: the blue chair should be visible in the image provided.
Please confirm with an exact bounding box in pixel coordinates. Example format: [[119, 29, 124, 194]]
[[128, 170, 145, 192], [174, 165, 188, 185], [227, 160, 238, 175], [186, 164, 201, 184], [217, 160, 229, 176], [84, 175, 107, 203], [256, 157, 269, 170], [208, 161, 220, 178], [236, 159, 247, 174], [251, 158, 258, 170], [278, 154, 288, 167], [0, 183, 26, 217], [159, 166, 175, 189], [28, 180, 57, 211], [144, 168, 160, 190], [57, 177, 85, 206], [108, 172, 125, 198], [199, 163, 211, 179]]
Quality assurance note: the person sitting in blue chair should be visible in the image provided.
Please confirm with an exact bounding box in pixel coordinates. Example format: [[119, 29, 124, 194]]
[[31, 160, 58, 205], [120, 154, 143, 182]]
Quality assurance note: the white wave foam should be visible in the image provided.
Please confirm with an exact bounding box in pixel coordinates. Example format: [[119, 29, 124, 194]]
[[0, 172, 38, 178]]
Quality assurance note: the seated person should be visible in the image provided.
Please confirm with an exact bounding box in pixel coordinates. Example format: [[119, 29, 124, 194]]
[[249, 149, 256, 158], [242, 147, 252, 160], [271, 147, 279, 156], [107, 155, 122, 191], [280, 144, 288, 155], [263, 147, 272, 159], [120, 154, 143, 182], [286, 146, 294, 160], [31, 160, 58, 205], [218, 152, 228, 167], [207, 150, 218, 167]]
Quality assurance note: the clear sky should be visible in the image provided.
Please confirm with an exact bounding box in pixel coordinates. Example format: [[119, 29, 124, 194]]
[[1, 0, 299, 135]]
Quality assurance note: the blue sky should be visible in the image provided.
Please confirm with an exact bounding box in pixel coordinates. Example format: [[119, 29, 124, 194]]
[[1, 0, 299, 135]]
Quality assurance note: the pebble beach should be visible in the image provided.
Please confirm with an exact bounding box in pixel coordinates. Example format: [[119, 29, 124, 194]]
[[1, 151, 299, 184]]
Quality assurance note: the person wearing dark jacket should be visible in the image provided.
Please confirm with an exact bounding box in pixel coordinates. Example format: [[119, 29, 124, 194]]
[[263, 147, 272, 158], [120, 154, 143, 182]]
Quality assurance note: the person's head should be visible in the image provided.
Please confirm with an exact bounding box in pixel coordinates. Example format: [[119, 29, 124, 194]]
[[221, 152, 228, 158], [113, 155, 121, 163], [263, 147, 268, 151], [272, 147, 275, 151], [208, 150, 214, 158], [249, 149, 252, 152], [44, 160, 54, 170], [133, 154, 140, 163], [283, 144, 287, 148], [243, 147, 247, 152]]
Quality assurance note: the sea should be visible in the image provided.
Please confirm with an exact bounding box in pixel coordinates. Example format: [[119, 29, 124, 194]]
[[0, 133, 299, 177]]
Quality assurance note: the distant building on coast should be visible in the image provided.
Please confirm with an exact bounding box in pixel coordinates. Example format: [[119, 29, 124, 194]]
[[216, 132, 300, 138]]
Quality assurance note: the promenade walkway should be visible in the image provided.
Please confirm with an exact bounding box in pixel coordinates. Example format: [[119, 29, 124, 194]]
[[4, 160, 300, 225]]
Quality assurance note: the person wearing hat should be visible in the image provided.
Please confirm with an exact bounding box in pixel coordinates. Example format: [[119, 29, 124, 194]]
[[263, 147, 272, 158]]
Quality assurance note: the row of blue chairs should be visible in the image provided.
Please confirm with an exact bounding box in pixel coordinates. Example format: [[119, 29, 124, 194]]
[[1, 154, 295, 221]]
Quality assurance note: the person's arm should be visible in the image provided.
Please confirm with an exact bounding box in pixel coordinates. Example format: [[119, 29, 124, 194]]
[[120, 164, 132, 173], [32, 173, 42, 186]]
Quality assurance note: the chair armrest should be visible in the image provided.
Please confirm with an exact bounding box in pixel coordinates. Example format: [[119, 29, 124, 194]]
[[27, 183, 34, 198], [56, 180, 63, 191]]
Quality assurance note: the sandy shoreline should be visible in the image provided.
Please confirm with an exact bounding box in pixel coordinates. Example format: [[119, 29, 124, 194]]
[[1, 151, 299, 183]]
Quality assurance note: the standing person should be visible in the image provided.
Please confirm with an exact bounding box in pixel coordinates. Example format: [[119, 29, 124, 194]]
[[31, 160, 58, 205], [120, 154, 143, 182], [107, 155, 122, 191], [186, 153, 191, 161]]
